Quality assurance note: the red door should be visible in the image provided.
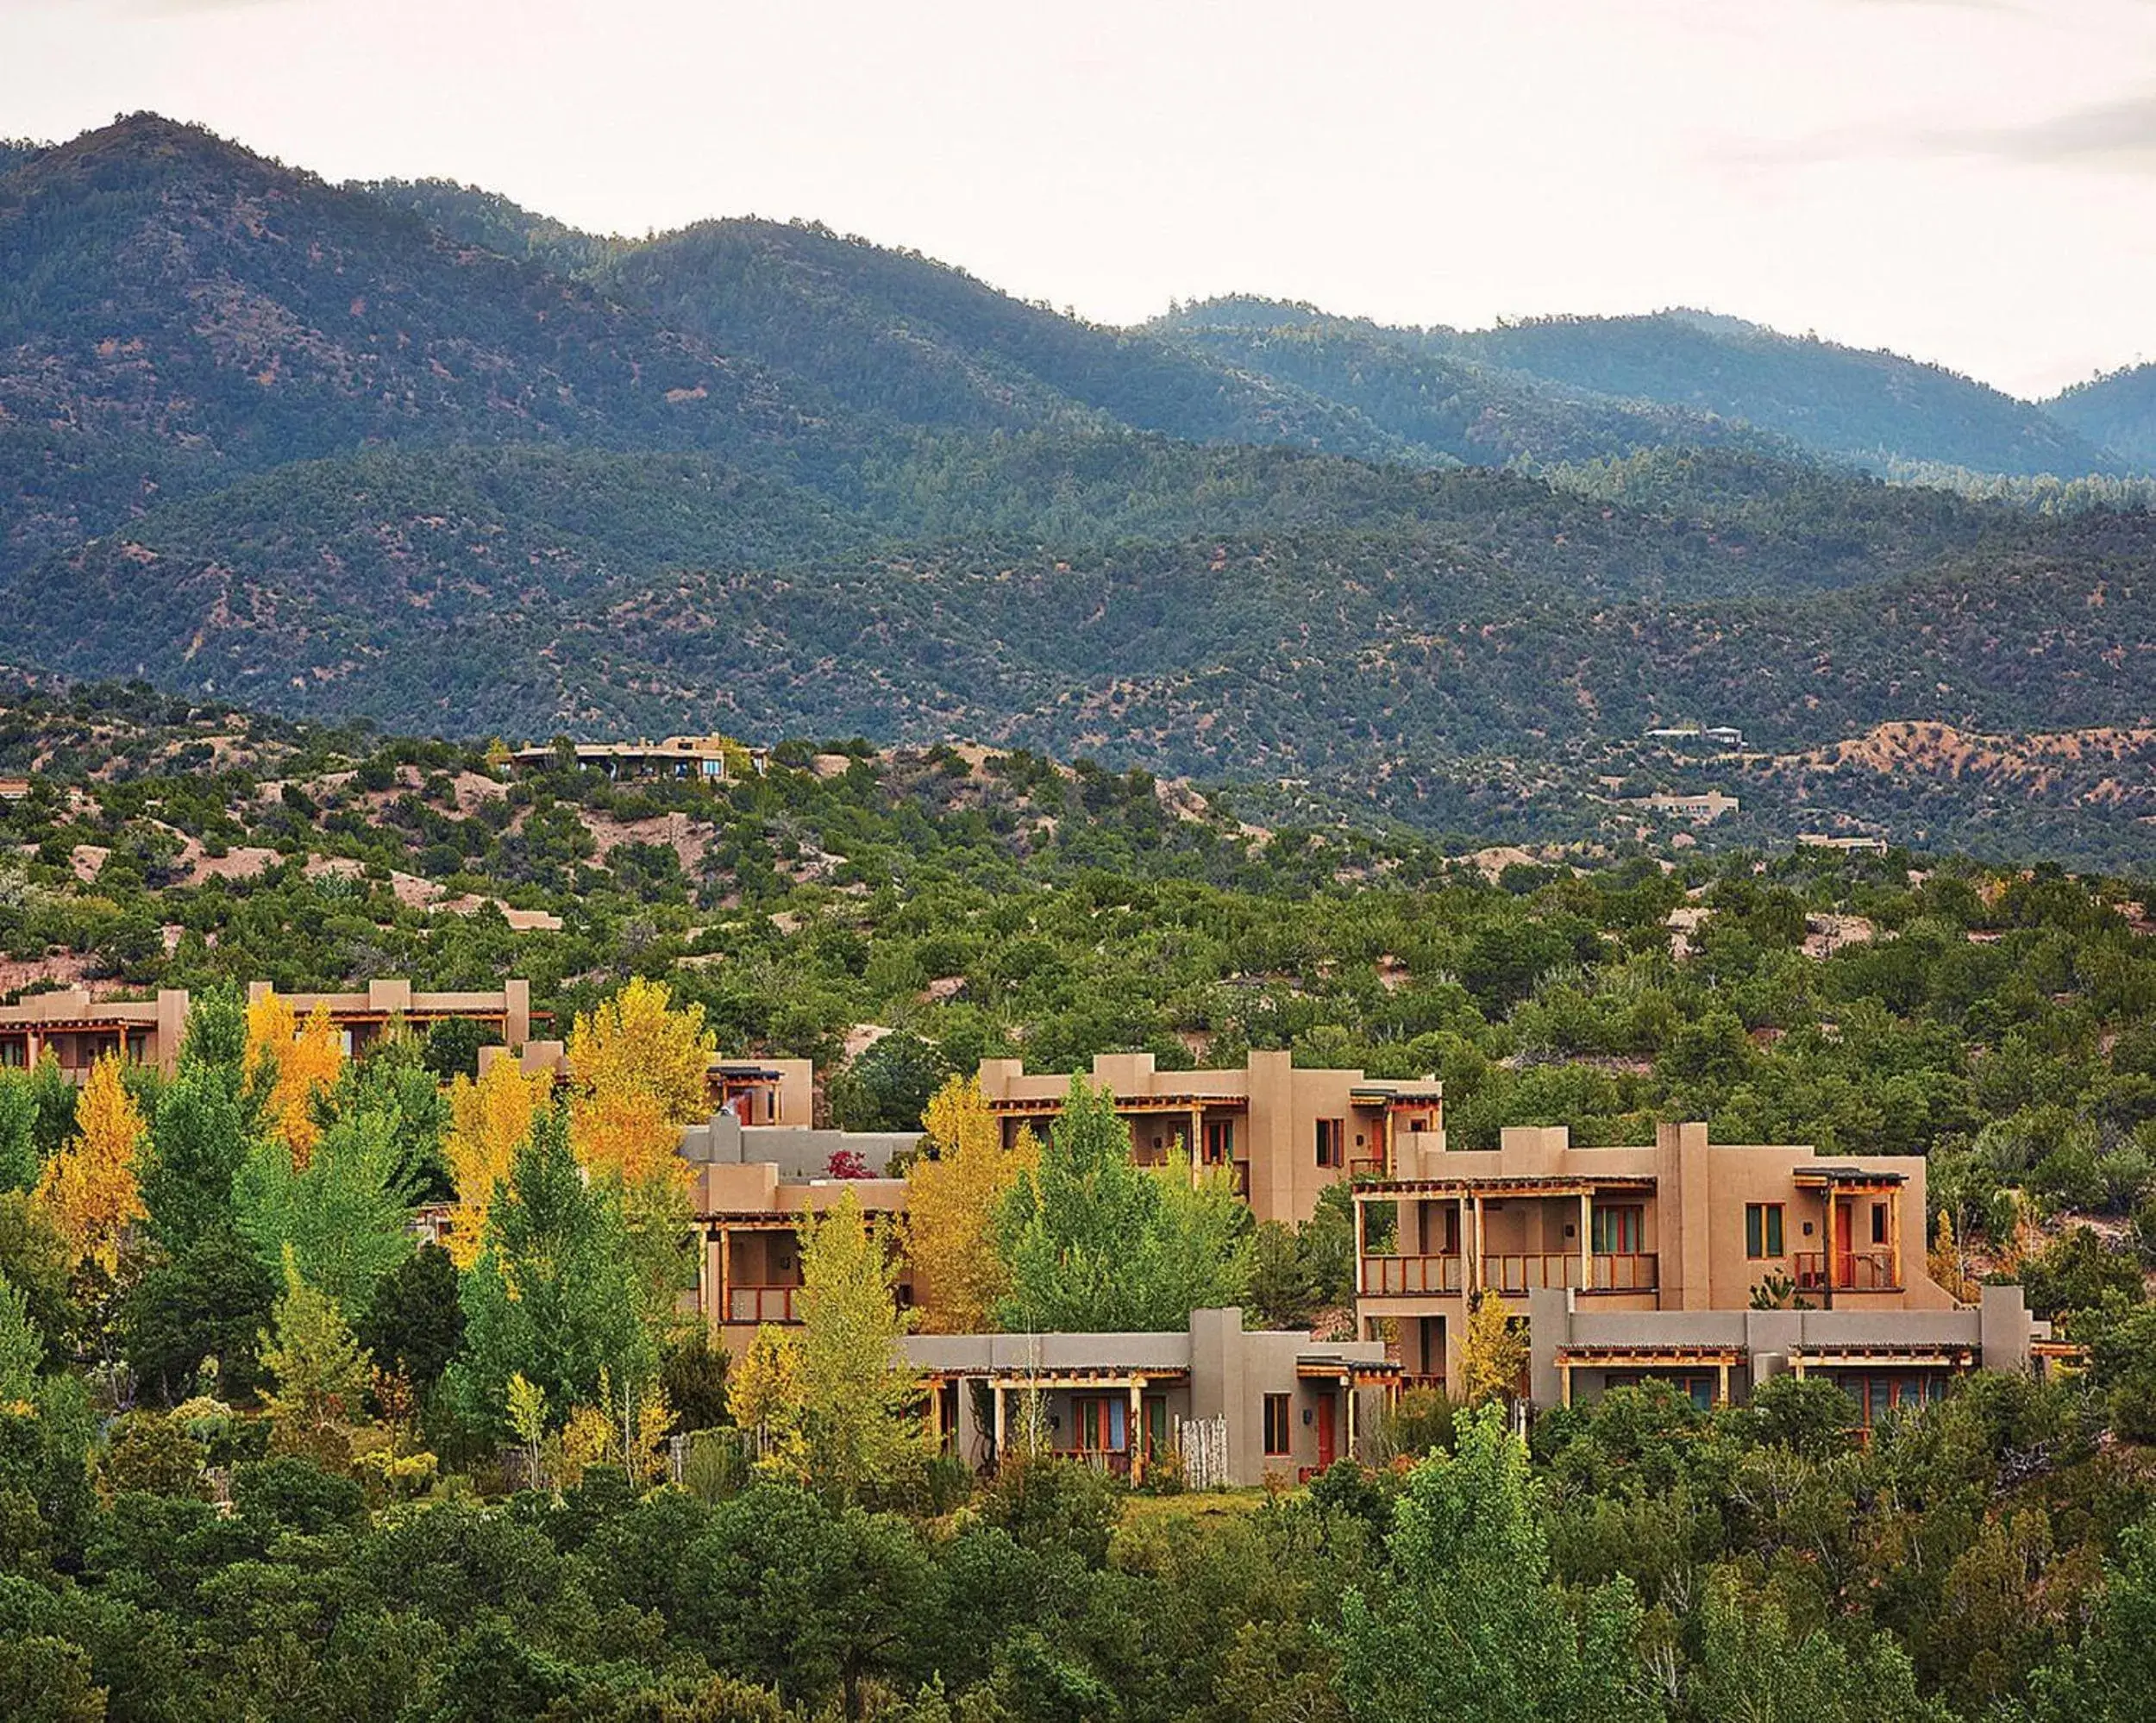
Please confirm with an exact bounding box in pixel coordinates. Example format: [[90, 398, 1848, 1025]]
[[1315, 1394, 1337, 1470], [1833, 1200, 1854, 1287]]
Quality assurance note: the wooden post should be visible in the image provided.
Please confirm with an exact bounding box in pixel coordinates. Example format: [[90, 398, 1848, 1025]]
[[1890, 1193, 1902, 1290], [1189, 1109, 1202, 1185], [1716, 1358, 1731, 1407], [1129, 1377, 1145, 1484], [717, 1228, 731, 1328], [1559, 1362, 1573, 1408], [1578, 1190, 1593, 1290], [1471, 1194, 1485, 1294], [928, 1377, 943, 1449], [1458, 1195, 1471, 1291], [992, 1380, 1006, 1463]]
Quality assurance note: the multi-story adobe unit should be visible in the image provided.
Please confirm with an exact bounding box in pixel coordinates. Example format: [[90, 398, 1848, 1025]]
[[0, 987, 191, 1077], [248, 979, 536, 1059], [0, 979, 540, 1078], [910, 1306, 1395, 1486], [1355, 1118, 2046, 1425], [975, 1050, 1442, 1226], [680, 1112, 920, 1351]]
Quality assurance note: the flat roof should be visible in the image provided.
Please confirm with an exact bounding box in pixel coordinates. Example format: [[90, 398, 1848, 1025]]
[[987, 1093, 1249, 1115], [1791, 1166, 1908, 1188], [1355, 1175, 1657, 1199]]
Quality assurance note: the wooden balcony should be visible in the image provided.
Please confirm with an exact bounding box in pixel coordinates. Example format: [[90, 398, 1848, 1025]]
[[1361, 1254, 1466, 1295], [1360, 1252, 1658, 1296], [1792, 1250, 1901, 1294], [724, 1284, 799, 1324], [1482, 1251, 1660, 1294]]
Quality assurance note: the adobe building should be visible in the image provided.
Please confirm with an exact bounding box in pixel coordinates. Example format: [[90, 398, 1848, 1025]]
[[1355, 1119, 2046, 1425], [680, 1112, 919, 1350], [0, 987, 191, 1076], [909, 1307, 1395, 1485], [249, 979, 536, 1058], [505, 734, 767, 782], [0, 978, 541, 1079], [975, 1050, 1442, 1226]]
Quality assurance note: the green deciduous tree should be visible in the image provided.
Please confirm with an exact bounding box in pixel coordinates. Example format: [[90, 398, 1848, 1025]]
[[995, 1078, 1250, 1331], [450, 1106, 650, 1438], [1333, 1403, 1657, 1723], [259, 1247, 373, 1439], [234, 1105, 417, 1321]]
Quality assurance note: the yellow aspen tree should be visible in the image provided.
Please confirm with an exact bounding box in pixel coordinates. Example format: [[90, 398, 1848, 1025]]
[[247, 992, 344, 1169], [794, 1190, 926, 1500], [442, 1058, 551, 1268], [1457, 1290, 1528, 1408], [1929, 1209, 1978, 1304], [902, 1075, 1038, 1333], [34, 1055, 146, 1275], [727, 1323, 809, 1481], [571, 1086, 691, 1193], [565, 976, 714, 1127]]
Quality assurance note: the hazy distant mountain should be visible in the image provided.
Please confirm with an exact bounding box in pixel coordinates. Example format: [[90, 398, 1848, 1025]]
[[1155, 299, 2119, 479], [2045, 365, 2156, 470]]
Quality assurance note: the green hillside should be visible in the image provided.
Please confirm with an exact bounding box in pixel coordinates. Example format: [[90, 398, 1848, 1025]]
[[1156, 299, 2120, 478], [2048, 362, 2156, 469]]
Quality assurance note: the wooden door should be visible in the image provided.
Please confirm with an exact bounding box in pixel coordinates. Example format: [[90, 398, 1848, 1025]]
[[1316, 1393, 1337, 1470], [1833, 1200, 1854, 1286]]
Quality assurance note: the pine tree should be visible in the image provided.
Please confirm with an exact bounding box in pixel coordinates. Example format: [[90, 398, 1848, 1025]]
[[33, 1055, 146, 1275]]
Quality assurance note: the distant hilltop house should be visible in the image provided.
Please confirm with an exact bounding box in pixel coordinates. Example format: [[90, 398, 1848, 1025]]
[[0, 777, 30, 802], [1799, 832, 1890, 855], [505, 734, 768, 783], [1646, 724, 1745, 750], [1638, 789, 1739, 823]]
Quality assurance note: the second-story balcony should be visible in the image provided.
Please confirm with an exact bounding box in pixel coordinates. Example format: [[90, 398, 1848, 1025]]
[[1360, 1251, 1658, 1297], [1792, 1250, 1902, 1294], [724, 1284, 799, 1324]]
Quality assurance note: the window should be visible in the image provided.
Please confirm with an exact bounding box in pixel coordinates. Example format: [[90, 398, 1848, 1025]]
[[1591, 1205, 1642, 1255], [1871, 1203, 1888, 1245], [1203, 1118, 1235, 1165], [1070, 1395, 1126, 1452], [1262, 1394, 1293, 1456], [1315, 1119, 1344, 1169], [1745, 1203, 1785, 1258]]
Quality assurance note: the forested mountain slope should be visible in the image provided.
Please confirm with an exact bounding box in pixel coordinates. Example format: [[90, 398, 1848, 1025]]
[[1156, 299, 2120, 478], [0, 116, 846, 559], [2048, 363, 2156, 471]]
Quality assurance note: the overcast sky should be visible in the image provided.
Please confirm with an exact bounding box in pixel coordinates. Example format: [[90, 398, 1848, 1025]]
[[4, 0, 2156, 396]]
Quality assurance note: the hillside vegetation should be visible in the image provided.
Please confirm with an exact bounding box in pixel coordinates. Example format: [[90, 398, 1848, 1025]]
[[2, 116, 2154, 868]]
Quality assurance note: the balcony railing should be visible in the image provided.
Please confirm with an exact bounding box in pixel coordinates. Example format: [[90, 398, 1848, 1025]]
[[1361, 1254, 1466, 1295], [1481, 1252, 1661, 1294], [725, 1284, 799, 1324], [1792, 1250, 1900, 1294], [1360, 1252, 1658, 1296]]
